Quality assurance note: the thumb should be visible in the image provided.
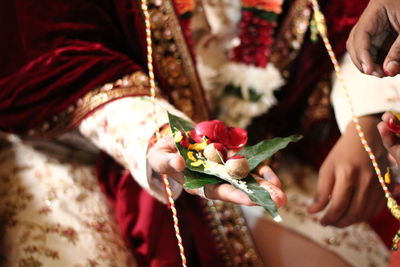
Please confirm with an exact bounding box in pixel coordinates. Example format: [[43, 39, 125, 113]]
[[383, 35, 400, 76]]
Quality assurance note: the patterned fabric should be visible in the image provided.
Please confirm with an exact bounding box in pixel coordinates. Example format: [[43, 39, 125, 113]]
[[0, 135, 136, 267], [79, 96, 189, 203], [242, 157, 390, 267]]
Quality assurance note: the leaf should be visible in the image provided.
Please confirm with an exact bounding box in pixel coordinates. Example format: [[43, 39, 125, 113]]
[[168, 112, 194, 132], [238, 135, 302, 170], [243, 176, 279, 219], [167, 112, 299, 219], [183, 169, 222, 189]]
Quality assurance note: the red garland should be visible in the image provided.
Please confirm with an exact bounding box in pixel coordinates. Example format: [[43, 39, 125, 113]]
[[232, 11, 276, 68], [232, 11, 278, 68]]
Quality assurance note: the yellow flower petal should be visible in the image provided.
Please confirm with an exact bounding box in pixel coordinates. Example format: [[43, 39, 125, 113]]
[[174, 131, 183, 143], [385, 169, 391, 184], [191, 160, 205, 167], [188, 139, 208, 151], [187, 151, 196, 162]]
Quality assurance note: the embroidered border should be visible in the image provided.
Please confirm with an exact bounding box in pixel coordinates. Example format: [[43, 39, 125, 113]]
[[148, 0, 210, 122], [270, 0, 312, 78], [204, 201, 263, 266], [27, 71, 152, 138]]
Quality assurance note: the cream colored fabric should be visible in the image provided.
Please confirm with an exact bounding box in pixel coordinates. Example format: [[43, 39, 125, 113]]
[[242, 157, 390, 267], [332, 53, 400, 133], [0, 135, 136, 267], [79, 96, 188, 204]]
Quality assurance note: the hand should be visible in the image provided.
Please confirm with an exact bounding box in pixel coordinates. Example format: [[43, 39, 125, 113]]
[[347, 0, 400, 77], [308, 116, 388, 227], [378, 112, 400, 165], [147, 135, 286, 207]]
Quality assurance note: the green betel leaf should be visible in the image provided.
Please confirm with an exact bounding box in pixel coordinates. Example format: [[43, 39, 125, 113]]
[[167, 112, 301, 219], [168, 112, 194, 132], [183, 169, 221, 189], [243, 176, 279, 219], [238, 135, 302, 170]]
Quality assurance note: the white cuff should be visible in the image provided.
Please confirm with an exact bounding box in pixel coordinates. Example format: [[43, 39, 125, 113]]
[[331, 53, 400, 133], [79, 96, 188, 204]]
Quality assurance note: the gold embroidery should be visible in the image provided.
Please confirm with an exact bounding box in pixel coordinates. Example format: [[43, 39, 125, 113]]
[[0, 139, 134, 266], [28, 71, 151, 138], [303, 78, 331, 122], [271, 0, 312, 77], [205, 201, 263, 266], [148, 0, 210, 122]]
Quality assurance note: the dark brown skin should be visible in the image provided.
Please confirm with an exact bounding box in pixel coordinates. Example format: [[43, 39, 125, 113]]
[[347, 0, 400, 77], [309, 116, 389, 227]]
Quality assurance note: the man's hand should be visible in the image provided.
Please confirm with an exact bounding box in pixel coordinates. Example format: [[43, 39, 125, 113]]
[[147, 135, 286, 207], [308, 116, 388, 227], [347, 0, 400, 77]]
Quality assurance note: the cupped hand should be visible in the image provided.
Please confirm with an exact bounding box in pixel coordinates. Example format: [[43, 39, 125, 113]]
[[347, 0, 400, 77], [308, 116, 388, 227], [147, 135, 286, 207]]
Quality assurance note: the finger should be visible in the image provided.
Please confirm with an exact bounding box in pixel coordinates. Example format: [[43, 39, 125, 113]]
[[352, 27, 377, 75], [151, 135, 178, 153], [255, 178, 286, 208], [382, 111, 395, 122], [201, 183, 255, 206], [347, 29, 365, 73], [384, 35, 400, 76], [377, 120, 398, 150], [319, 169, 356, 226], [308, 162, 335, 213], [334, 173, 370, 228], [257, 165, 282, 188], [150, 151, 185, 174]]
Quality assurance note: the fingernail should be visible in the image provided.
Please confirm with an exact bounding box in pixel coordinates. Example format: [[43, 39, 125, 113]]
[[263, 172, 273, 181], [386, 61, 400, 76], [372, 70, 383, 77], [361, 63, 368, 74]]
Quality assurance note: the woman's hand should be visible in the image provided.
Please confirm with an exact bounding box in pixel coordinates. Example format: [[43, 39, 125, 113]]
[[147, 135, 286, 207], [309, 116, 388, 227], [378, 112, 400, 165]]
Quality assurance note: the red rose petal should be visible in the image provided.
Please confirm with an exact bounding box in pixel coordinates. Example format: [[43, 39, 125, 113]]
[[195, 120, 228, 142], [388, 118, 400, 134], [228, 155, 245, 160], [226, 127, 248, 149], [180, 134, 190, 148], [212, 143, 227, 160], [189, 130, 203, 143]]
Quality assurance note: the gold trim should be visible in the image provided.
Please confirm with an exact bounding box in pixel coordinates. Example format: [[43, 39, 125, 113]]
[[27, 71, 152, 138], [148, 0, 210, 122], [271, 0, 312, 78], [205, 201, 263, 266]]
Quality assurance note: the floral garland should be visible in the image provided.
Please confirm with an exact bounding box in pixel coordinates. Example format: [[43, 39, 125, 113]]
[[218, 0, 285, 128], [172, 0, 285, 128]]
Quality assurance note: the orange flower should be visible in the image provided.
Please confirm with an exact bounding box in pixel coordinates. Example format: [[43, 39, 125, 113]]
[[173, 0, 196, 16], [242, 0, 283, 14]]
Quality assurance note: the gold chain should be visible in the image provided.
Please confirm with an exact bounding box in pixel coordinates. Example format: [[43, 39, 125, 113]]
[[140, 0, 188, 265], [310, 0, 400, 250]]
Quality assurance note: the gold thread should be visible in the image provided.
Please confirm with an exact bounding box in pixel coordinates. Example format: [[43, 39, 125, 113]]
[[140, 0, 187, 265], [310, 0, 400, 250]]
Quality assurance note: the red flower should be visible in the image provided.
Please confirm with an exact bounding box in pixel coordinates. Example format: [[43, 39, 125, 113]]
[[179, 131, 190, 148], [192, 120, 248, 149], [387, 118, 400, 134]]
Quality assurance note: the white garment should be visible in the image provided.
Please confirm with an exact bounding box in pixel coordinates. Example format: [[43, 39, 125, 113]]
[[332, 53, 400, 133], [0, 135, 136, 267]]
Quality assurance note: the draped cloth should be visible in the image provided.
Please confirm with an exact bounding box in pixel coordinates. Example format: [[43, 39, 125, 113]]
[[0, 0, 398, 265]]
